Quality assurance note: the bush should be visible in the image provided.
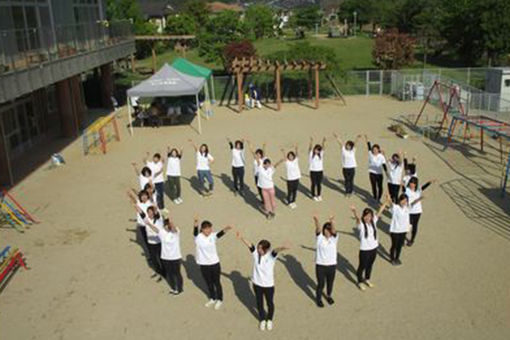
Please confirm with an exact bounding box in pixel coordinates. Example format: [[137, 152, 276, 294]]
[[223, 40, 257, 67], [373, 28, 416, 69]]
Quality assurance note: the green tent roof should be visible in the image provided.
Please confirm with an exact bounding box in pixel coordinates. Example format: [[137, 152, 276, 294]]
[[171, 58, 212, 79]]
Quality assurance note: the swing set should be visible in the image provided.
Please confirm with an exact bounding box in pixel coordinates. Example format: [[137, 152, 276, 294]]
[[82, 112, 121, 155]]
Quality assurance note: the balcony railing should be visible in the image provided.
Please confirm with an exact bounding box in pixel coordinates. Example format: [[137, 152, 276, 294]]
[[0, 20, 133, 75]]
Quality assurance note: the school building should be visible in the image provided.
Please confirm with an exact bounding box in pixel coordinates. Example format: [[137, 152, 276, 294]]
[[0, 0, 135, 186]]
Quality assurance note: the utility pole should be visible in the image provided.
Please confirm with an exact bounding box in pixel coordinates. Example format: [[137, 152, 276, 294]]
[[353, 11, 357, 37]]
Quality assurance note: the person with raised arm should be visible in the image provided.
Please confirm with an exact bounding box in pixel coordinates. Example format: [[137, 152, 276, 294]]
[[145, 217, 183, 294], [247, 140, 267, 204], [189, 139, 215, 196], [333, 133, 362, 196], [308, 136, 326, 202], [313, 214, 338, 307], [282, 144, 301, 209], [404, 177, 436, 246], [350, 199, 388, 291], [166, 146, 183, 204], [255, 151, 284, 220], [236, 230, 290, 331], [144, 152, 166, 211], [386, 150, 405, 203], [364, 134, 387, 202], [227, 137, 246, 196], [193, 215, 232, 310], [131, 161, 153, 190]]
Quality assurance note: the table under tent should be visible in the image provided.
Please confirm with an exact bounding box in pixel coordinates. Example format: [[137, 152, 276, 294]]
[[126, 63, 210, 134]]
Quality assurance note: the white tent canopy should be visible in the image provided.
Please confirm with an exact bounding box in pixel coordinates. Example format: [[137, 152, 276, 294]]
[[126, 63, 207, 134]]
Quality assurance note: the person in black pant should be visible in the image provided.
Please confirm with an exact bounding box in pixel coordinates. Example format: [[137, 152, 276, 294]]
[[351, 201, 387, 290], [132, 204, 164, 277], [313, 214, 338, 307], [227, 138, 246, 195], [404, 177, 436, 246], [365, 135, 387, 201], [309, 137, 326, 201], [386, 152, 404, 203], [333, 133, 362, 196], [193, 216, 232, 310], [236, 231, 289, 331], [281, 144, 301, 209]]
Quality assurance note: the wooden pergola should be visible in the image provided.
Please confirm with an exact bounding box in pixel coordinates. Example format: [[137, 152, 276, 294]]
[[228, 57, 327, 112], [133, 35, 196, 73]]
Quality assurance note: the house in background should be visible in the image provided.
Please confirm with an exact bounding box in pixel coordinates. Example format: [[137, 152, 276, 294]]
[[138, 0, 176, 33], [208, 1, 244, 15], [0, 0, 135, 186]]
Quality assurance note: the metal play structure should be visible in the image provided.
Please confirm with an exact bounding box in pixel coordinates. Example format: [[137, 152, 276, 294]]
[[82, 112, 121, 155], [0, 246, 28, 293], [0, 190, 39, 232]]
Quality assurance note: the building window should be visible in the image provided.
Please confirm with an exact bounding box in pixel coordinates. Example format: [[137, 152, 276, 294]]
[[505, 79, 510, 87]]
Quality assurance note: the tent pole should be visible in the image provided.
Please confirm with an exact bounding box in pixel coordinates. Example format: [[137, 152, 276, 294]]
[[210, 75, 216, 104], [127, 98, 133, 136], [204, 82, 210, 120], [196, 94, 202, 135]]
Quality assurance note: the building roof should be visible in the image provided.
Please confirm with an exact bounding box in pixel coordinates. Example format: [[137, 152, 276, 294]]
[[208, 2, 243, 13], [138, 1, 176, 18]]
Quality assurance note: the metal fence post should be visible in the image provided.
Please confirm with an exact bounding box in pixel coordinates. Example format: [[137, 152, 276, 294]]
[[379, 70, 383, 95], [366, 71, 369, 96]]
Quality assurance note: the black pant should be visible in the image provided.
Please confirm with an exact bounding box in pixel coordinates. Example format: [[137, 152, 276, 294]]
[[200, 263, 223, 301], [232, 166, 245, 191], [147, 242, 164, 275], [167, 176, 181, 200], [369, 173, 384, 200], [343, 167, 355, 194], [154, 182, 165, 209], [409, 213, 421, 242], [138, 224, 148, 248], [310, 171, 323, 197], [388, 183, 400, 203], [315, 264, 336, 302], [287, 179, 299, 203], [390, 232, 406, 261], [254, 176, 263, 203], [253, 284, 275, 321], [161, 259, 183, 292], [357, 248, 377, 283]]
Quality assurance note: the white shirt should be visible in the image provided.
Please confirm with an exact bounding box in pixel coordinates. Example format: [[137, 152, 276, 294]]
[[387, 163, 403, 185], [136, 200, 151, 226], [257, 165, 274, 189], [342, 146, 357, 168], [285, 158, 301, 181], [195, 232, 220, 265], [159, 228, 182, 260], [147, 161, 164, 184], [253, 157, 267, 176], [196, 152, 214, 171], [309, 151, 324, 172], [315, 233, 338, 266], [145, 217, 162, 245], [166, 156, 181, 176], [368, 152, 386, 174], [251, 249, 278, 287], [139, 174, 152, 189], [358, 216, 379, 250], [232, 148, 245, 168], [406, 187, 423, 214], [390, 204, 410, 233]]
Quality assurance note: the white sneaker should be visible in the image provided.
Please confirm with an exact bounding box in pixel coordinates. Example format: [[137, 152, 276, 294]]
[[266, 320, 273, 331], [259, 320, 266, 331], [313, 196, 319, 202], [318, 196, 323, 201], [214, 300, 223, 310], [205, 299, 216, 308], [173, 199, 179, 204], [178, 197, 183, 204], [161, 208, 169, 214]]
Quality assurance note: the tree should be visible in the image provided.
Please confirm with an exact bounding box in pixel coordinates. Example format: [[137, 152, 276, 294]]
[[165, 14, 196, 35], [245, 5, 275, 39], [223, 40, 257, 66], [373, 29, 416, 69], [183, 0, 210, 28], [479, 0, 510, 65], [293, 5, 322, 29]]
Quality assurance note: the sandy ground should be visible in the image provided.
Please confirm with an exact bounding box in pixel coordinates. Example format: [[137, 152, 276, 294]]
[[1, 96, 510, 340]]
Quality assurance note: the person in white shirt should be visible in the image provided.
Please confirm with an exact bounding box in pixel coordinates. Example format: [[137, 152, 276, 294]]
[[255, 155, 284, 220], [146, 217, 183, 294], [144, 152, 165, 210], [333, 133, 362, 196], [312, 214, 338, 307], [403, 156, 418, 187], [308, 137, 326, 201], [227, 138, 246, 196], [404, 177, 435, 246], [386, 151, 404, 203], [127, 189, 151, 247], [193, 216, 232, 310], [248, 141, 266, 203], [166, 147, 183, 204], [281, 144, 301, 209], [387, 193, 422, 265], [236, 230, 290, 331], [131, 162, 153, 189], [364, 135, 387, 202], [131, 204, 164, 277], [189, 140, 215, 196], [350, 201, 388, 291]]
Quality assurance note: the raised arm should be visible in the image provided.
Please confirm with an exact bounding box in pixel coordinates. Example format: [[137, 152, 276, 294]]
[[216, 225, 233, 239], [294, 143, 298, 157], [144, 218, 160, 234], [321, 136, 326, 150], [410, 195, 425, 206], [227, 137, 233, 150], [193, 214, 199, 237], [188, 139, 198, 152], [246, 140, 256, 158], [313, 214, 321, 234], [421, 178, 437, 191], [364, 134, 371, 152], [350, 205, 361, 224], [131, 162, 139, 176], [333, 133, 343, 147], [354, 134, 362, 146], [308, 137, 313, 152], [274, 157, 285, 169], [328, 215, 336, 236], [273, 244, 291, 254], [235, 230, 253, 250], [376, 194, 392, 219], [126, 190, 137, 205], [142, 152, 150, 164]]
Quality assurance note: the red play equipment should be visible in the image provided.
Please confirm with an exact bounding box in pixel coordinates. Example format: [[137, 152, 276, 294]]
[[0, 246, 28, 293], [414, 80, 466, 138]]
